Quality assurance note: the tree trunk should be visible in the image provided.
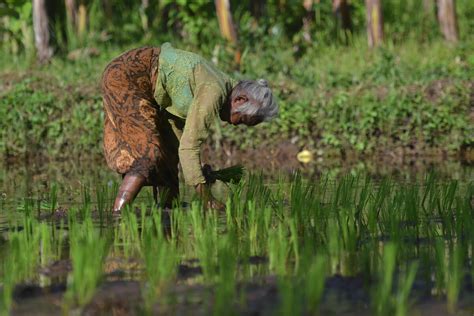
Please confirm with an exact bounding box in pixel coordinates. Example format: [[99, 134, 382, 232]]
[[77, 2, 87, 41], [437, 0, 458, 42], [140, 0, 150, 31], [33, 0, 53, 62], [333, 0, 352, 44], [302, 0, 313, 42], [214, 0, 240, 64], [250, 0, 265, 19], [102, 0, 113, 25], [65, 0, 77, 30], [365, 0, 383, 47], [333, 0, 352, 32]]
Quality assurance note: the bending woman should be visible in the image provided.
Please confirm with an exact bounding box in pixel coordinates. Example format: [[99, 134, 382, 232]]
[[101, 43, 278, 212]]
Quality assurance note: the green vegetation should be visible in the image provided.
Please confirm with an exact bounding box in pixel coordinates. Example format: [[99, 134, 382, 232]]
[[65, 217, 111, 307], [0, 39, 472, 160], [0, 172, 472, 314], [139, 208, 177, 313], [0, 217, 62, 313], [0, 1, 473, 160]]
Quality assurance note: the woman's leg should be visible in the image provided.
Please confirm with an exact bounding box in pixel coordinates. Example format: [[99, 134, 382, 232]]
[[113, 173, 146, 212], [159, 181, 179, 208], [155, 115, 181, 209], [102, 47, 163, 213]]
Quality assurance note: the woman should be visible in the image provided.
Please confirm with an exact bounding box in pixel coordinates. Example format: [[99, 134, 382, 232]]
[[101, 43, 278, 212]]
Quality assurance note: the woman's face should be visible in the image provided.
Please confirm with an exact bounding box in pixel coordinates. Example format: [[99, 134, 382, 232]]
[[230, 112, 262, 126], [230, 95, 263, 126]]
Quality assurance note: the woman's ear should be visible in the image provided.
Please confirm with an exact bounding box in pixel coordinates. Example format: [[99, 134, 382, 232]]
[[234, 95, 248, 104]]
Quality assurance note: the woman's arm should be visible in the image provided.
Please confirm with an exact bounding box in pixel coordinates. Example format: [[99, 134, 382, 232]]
[[178, 80, 227, 209], [178, 82, 223, 186], [195, 183, 225, 211]]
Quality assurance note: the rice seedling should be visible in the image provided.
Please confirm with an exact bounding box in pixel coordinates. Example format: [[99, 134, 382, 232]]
[[49, 183, 58, 216], [225, 183, 248, 233], [367, 178, 391, 239], [141, 217, 177, 314], [277, 276, 303, 316], [0, 216, 41, 313], [268, 223, 290, 276], [38, 222, 53, 267], [274, 233, 325, 315], [191, 202, 219, 281], [446, 244, 463, 313], [213, 232, 239, 316], [169, 205, 186, 244], [395, 261, 419, 316], [433, 239, 447, 296], [1, 171, 473, 314], [16, 197, 34, 217], [336, 204, 358, 256], [56, 219, 66, 260], [247, 201, 272, 256], [244, 173, 273, 210], [80, 184, 92, 219], [373, 242, 397, 316], [95, 183, 109, 225], [65, 217, 111, 307], [302, 251, 328, 315], [288, 219, 300, 272], [286, 173, 326, 245], [326, 217, 343, 272], [116, 207, 141, 258]]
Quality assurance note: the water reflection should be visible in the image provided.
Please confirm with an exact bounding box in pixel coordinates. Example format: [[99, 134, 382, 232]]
[[1, 158, 472, 207]]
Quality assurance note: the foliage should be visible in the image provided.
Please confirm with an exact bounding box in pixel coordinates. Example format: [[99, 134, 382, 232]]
[[1, 0, 473, 55], [0, 38, 472, 159], [0, 75, 103, 159], [235, 39, 473, 153], [0, 0, 34, 56]]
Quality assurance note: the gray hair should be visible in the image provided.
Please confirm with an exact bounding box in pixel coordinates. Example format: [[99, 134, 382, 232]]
[[231, 79, 278, 121]]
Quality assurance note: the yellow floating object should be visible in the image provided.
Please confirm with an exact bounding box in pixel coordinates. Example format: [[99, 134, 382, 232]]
[[297, 150, 313, 163]]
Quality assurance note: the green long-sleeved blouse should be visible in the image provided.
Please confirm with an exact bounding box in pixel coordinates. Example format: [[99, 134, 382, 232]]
[[155, 42, 237, 186]]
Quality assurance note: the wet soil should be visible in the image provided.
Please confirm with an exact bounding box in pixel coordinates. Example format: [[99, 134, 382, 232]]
[[10, 265, 474, 316], [5, 235, 473, 316]]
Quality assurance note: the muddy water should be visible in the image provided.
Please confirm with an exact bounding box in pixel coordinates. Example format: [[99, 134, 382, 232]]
[[1, 157, 472, 204]]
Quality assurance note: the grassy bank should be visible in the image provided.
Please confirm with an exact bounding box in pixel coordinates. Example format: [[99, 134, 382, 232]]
[[0, 38, 472, 160]]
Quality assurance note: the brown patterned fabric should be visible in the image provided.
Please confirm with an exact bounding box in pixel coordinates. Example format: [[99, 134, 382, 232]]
[[101, 47, 179, 195]]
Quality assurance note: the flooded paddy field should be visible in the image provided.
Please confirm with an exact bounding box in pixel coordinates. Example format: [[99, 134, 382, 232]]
[[0, 159, 473, 315]]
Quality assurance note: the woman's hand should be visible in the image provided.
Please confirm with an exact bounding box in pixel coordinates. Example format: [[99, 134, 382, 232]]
[[195, 183, 225, 212], [207, 198, 226, 212], [202, 164, 216, 184]]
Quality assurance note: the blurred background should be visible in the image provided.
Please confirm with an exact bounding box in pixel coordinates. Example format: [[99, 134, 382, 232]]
[[0, 0, 473, 180]]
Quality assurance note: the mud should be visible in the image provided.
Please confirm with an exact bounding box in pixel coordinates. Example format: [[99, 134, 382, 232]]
[[10, 270, 474, 316], [5, 240, 469, 316]]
